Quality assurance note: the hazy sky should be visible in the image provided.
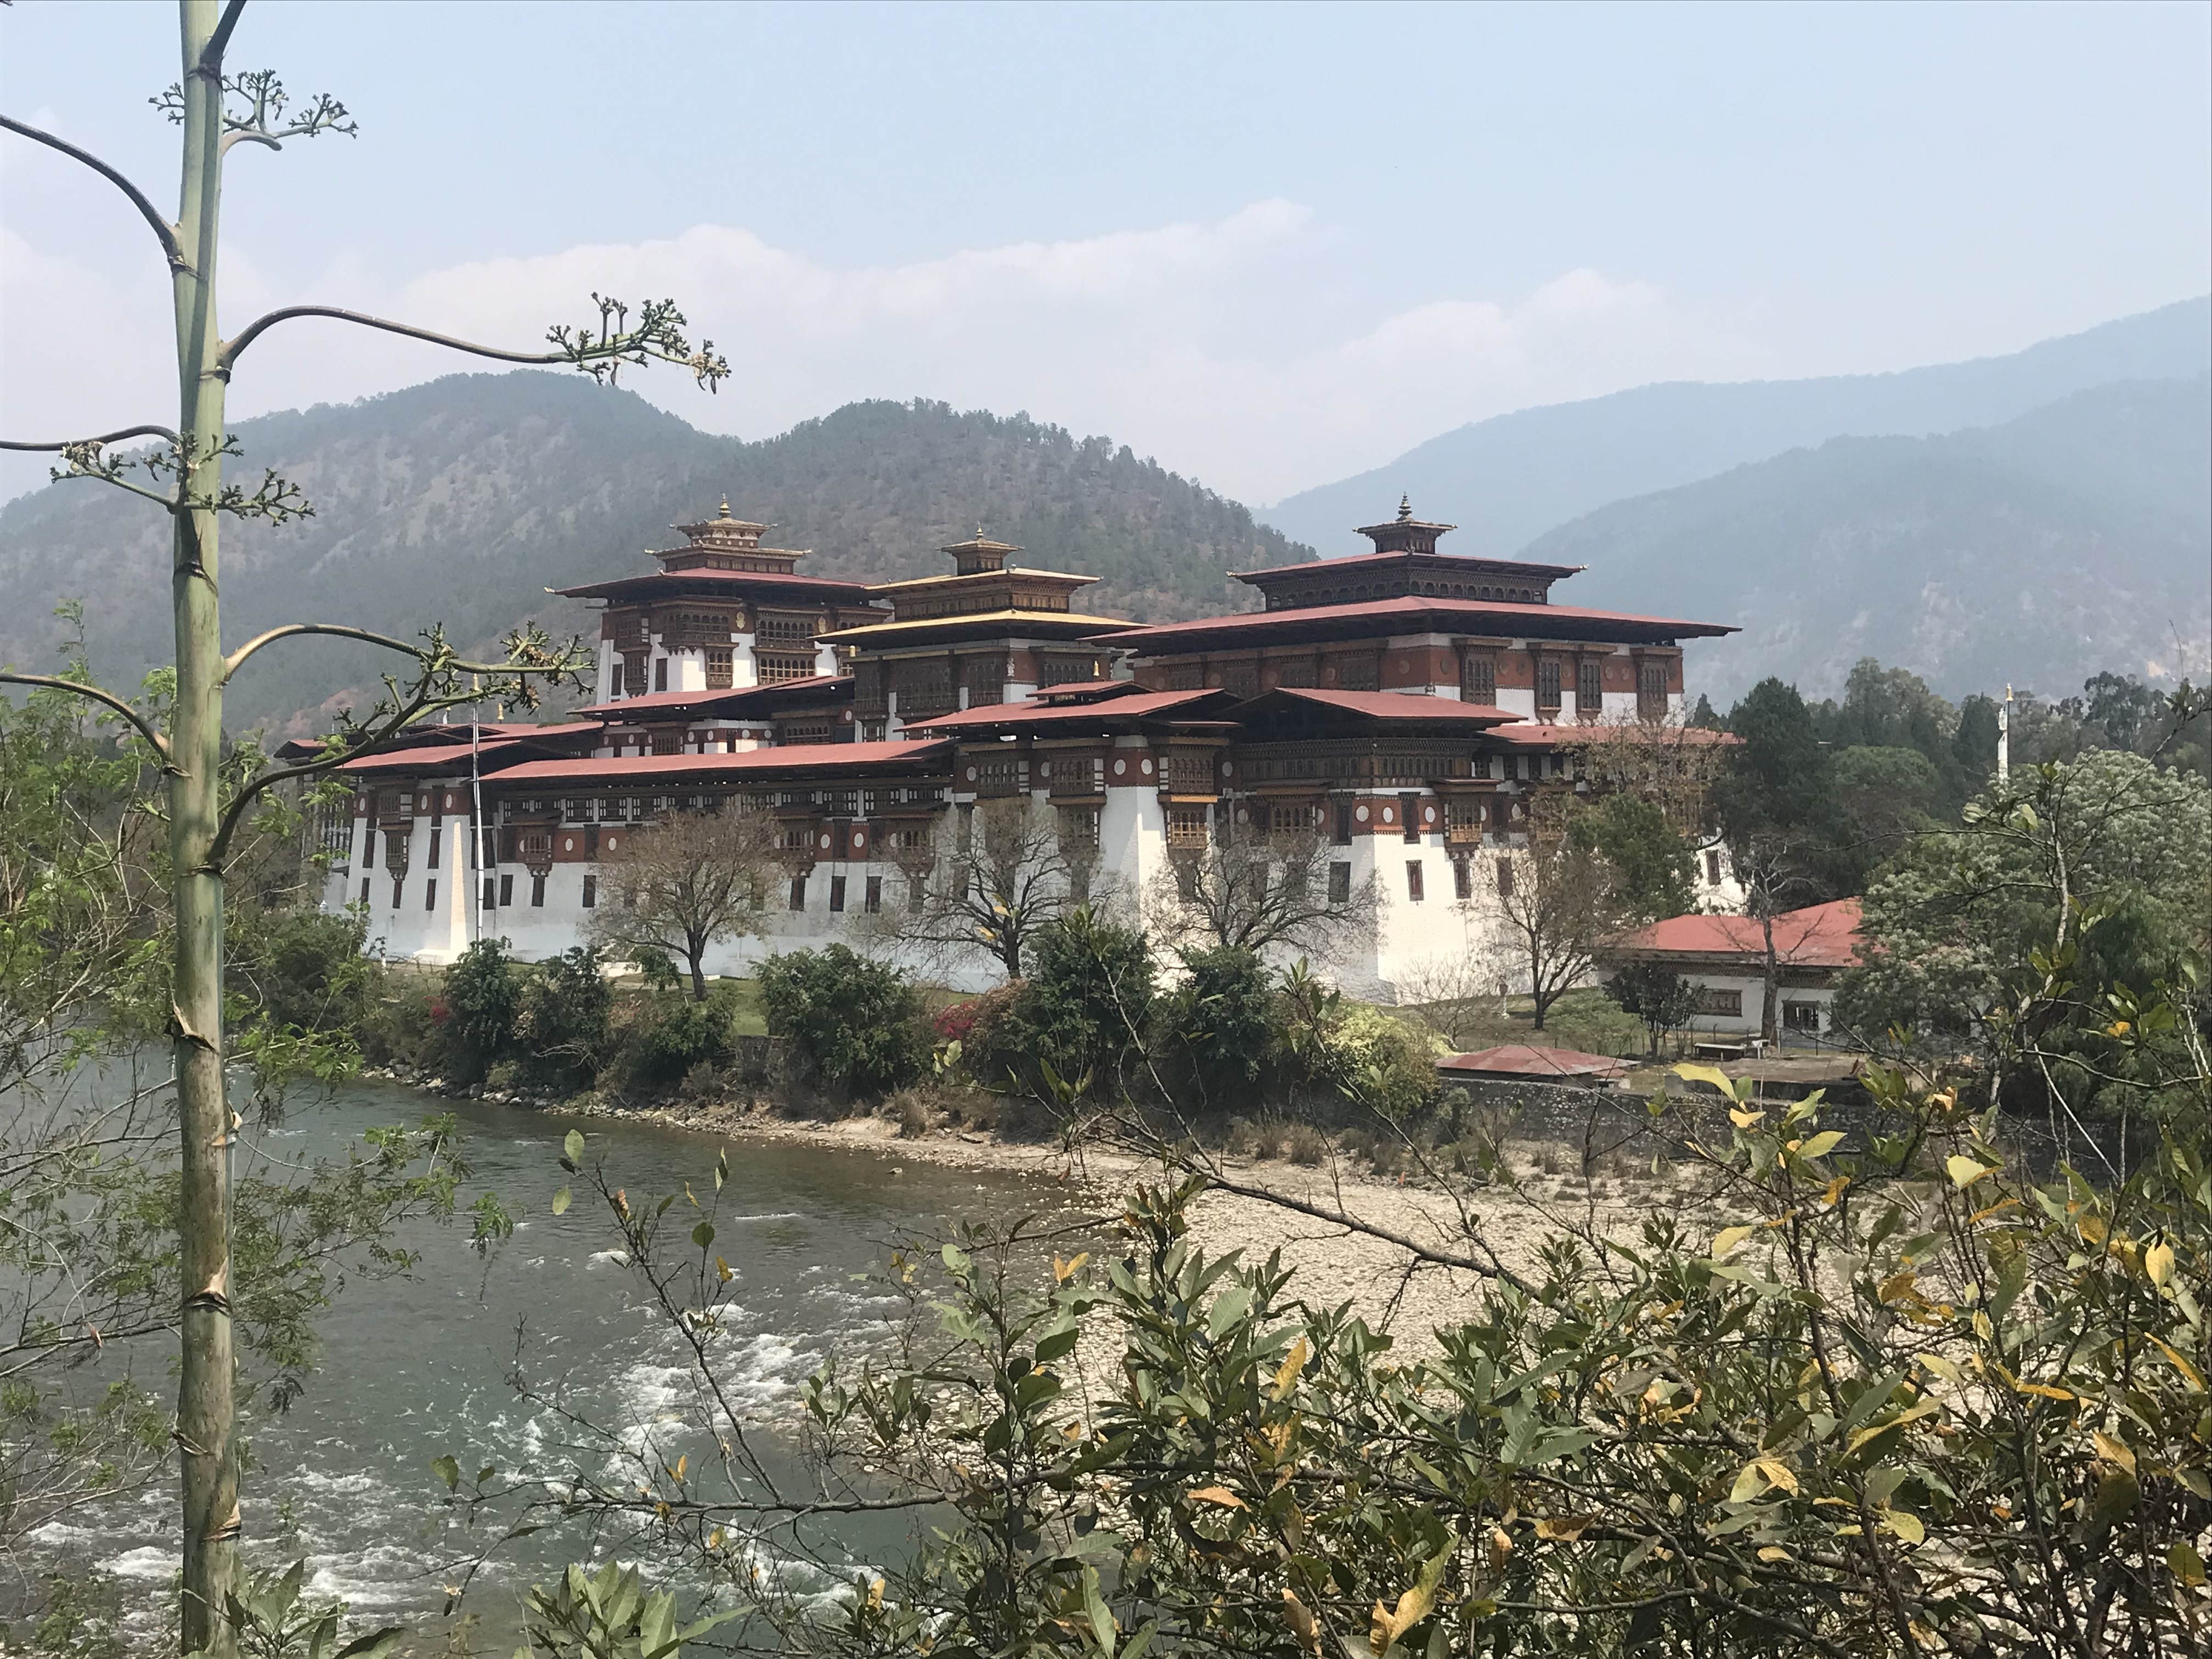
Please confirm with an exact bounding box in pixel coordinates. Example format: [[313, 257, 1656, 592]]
[[3, 0, 2207, 505]]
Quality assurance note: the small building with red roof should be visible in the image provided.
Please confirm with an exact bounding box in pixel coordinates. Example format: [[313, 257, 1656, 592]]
[[1598, 899, 1865, 1041]]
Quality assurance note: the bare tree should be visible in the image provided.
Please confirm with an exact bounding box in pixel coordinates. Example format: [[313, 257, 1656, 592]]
[[0, 7, 723, 1646], [1144, 823, 1382, 960], [1728, 831, 1827, 1045], [587, 804, 782, 1000], [869, 799, 1093, 982], [1486, 830, 1626, 1033], [1561, 712, 1734, 837]]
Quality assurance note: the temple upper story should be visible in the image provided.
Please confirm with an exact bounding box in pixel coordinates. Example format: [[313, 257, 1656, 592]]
[[1235, 496, 1585, 612]]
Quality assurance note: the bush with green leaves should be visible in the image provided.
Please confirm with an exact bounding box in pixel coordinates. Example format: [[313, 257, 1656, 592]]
[[1156, 944, 1277, 1108], [438, 937, 524, 1079], [1604, 960, 1700, 1054], [518, 946, 613, 1089], [625, 984, 739, 1086], [757, 945, 927, 1096], [1006, 907, 1155, 1098]]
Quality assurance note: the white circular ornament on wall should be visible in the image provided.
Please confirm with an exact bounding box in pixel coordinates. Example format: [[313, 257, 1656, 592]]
[[562, 837, 574, 853], [1139, 758, 1153, 775], [1355, 805, 1369, 823], [1114, 759, 1126, 776]]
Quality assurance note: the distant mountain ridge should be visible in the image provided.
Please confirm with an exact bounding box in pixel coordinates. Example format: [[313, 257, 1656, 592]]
[[1543, 374, 2211, 704], [0, 377, 1310, 734], [1261, 297, 2211, 559]]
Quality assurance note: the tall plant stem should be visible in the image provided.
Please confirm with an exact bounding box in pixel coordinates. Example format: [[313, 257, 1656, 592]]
[[172, 2, 239, 1651]]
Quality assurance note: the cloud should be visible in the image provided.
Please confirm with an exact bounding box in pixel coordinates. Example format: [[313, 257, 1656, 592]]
[[3, 201, 1763, 507]]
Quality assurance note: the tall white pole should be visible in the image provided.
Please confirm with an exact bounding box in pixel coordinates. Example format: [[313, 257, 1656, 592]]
[[1997, 683, 2012, 785]]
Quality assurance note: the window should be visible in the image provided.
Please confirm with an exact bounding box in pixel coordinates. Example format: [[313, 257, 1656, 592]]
[[622, 652, 648, 696], [1220, 663, 1257, 698], [1059, 807, 1099, 851], [1784, 1002, 1822, 1033], [1338, 654, 1379, 692], [1333, 800, 1355, 845], [530, 875, 546, 907], [1328, 861, 1351, 905], [829, 875, 847, 913], [1536, 659, 1562, 712], [1462, 653, 1496, 704], [424, 879, 437, 912], [1405, 861, 1425, 902], [362, 828, 376, 866], [391, 878, 404, 909], [499, 873, 515, 907], [789, 874, 808, 912], [1400, 793, 1421, 844], [1639, 661, 1669, 720], [1167, 806, 1211, 849], [1577, 659, 1604, 714], [1692, 987, 1743, 1017], [1453, 858, 1472, 901], [1496, 858, 1515, 898], [706, 646, 734, 690], [1271, 803, 1319, 834], [1166, 662, 1203, 691], [654, 657, 669, 693], [582, 874, 597, 910], [482, 877, 497, 910], [907, 872, 926, 911], [651, 730, 682, 756], [359, 876, 371, 905], [427, 829, 440, 870], [758, 652, 816, 684], [865, 876, 882, 914], [1705, 849, 1723, 885]]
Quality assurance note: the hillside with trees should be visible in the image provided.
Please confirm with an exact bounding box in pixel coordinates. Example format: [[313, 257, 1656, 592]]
[[0, 373, 1310, 734]]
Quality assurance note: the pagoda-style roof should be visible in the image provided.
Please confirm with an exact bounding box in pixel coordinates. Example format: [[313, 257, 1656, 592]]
[[904, 687, 1238, 737], [490, 738, 953, 789], [1102, 594, 1736, 655], [940, 528, 1024, 576], [822, 608, 1139, 650], [1237, 499, 1584, 610], [551, 566, 881, 607], [658, 499, 808, 574], [577, 676, 853, 723]]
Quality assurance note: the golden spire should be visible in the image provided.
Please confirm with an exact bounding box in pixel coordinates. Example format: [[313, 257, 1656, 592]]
[[1397, 494, 1412, 522]]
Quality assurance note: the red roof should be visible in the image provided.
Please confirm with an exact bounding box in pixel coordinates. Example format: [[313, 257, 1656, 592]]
[[491, 739, 951, 786], [1103, 594, 1736, 651], [1247, 688, 1521, 725], [1031, 679, 1142, 703], [1610, 899, 1864, 970], [574, 676, 848, 719], [904, 689, 1226, 732], [341, 738, 529, 774], [1437, 1044, 1631, 1081], [1230, 548, 1584, 582]]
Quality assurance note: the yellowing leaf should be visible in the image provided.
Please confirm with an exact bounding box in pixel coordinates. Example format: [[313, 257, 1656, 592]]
[[1757, 1546, 1792, 1563], [2146, 1242, 2175, 1288], [1675, 1062, 1737, 1093], [1281, 1588, 1322, 1655], [2152, 1335, 2206, 1392], [1729, 1462, 1768, 1503], [2093, 1430, 2137, 1474], [1756, 1458, 1800, 1495], [1273, 1336, 1309, 1402], [1878, 1269, 1920, 1305], [1796, 1130, 1844, 1160], [1053, 1251, 1091, 1284], [1534, 1515, 1591, 1541], [716, 1255, 733, 1283], [1729, 1107, 1767, 1130], [1188, 1485, 1246, 1509], [1947, 1155, 1993, 1188], [1822, 1175, 1851, 1206], [1880, 1509, 1925, 1545], [1713, 1226, 1756, 1258], [2013, 1380, 2075, 1402]]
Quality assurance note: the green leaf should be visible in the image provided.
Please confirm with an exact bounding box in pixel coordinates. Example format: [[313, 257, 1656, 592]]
[[691, 1220, 715, 1249], [1796, 1130, 1844, 1160], [332, 1632, 408, 1659], [432, 1454, 460, 1492], [550, 1185, 572, 1216], [563, 1128, 585, 1165]]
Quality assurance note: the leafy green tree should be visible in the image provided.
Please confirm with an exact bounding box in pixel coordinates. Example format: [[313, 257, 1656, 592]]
[[441, 938, 524, 1075], [1603, 960, 1699, 1054], [1, 8, 723, 1639], [518, 947, 612, 1089], [1156, 945, 1277, 1107], [1007, 907, 1156, 1097], [1833, 743, 1941, 845], [1953, 692, 2001, 785], [1565, 792, 1695, 922], [758, 945, 926, 1096]]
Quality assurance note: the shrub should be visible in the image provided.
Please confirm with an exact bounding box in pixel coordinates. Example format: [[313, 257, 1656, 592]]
[[519, 947, 612, 1088], [1319, 1003, 1441, 1120], [1156, 945, 1276, 1108], [628, 988, 738, 1086], [237, 909, 375, 1037], [757, 946, 927, 1096], [1008, 909, 1154, 1098], [439, 938, 524, 1081], [1250, 1121, 1284, 1161], [886, 1087, 934, 1139], [1285, 1124, 1325, 1165]]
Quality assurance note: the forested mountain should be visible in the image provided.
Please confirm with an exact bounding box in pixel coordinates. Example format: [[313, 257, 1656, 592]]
[[1543, 374, 2212, 703], [0, 374, 1308, 733], [1261, 296, 2209, 558]]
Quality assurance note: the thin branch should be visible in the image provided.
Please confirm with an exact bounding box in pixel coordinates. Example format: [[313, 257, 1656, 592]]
[[0, 115, 184, 268], [0, 425, 179, 453], [218, 307, 567, 373], [219, 621, 550, 687], [0, 673, 172, 766]]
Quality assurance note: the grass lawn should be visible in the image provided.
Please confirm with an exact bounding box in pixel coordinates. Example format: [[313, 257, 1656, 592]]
[[1398, 986, 1649, 1059]]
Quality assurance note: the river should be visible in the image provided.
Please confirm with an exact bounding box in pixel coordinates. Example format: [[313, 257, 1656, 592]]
[[30, 1079, 1077, 1650]]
